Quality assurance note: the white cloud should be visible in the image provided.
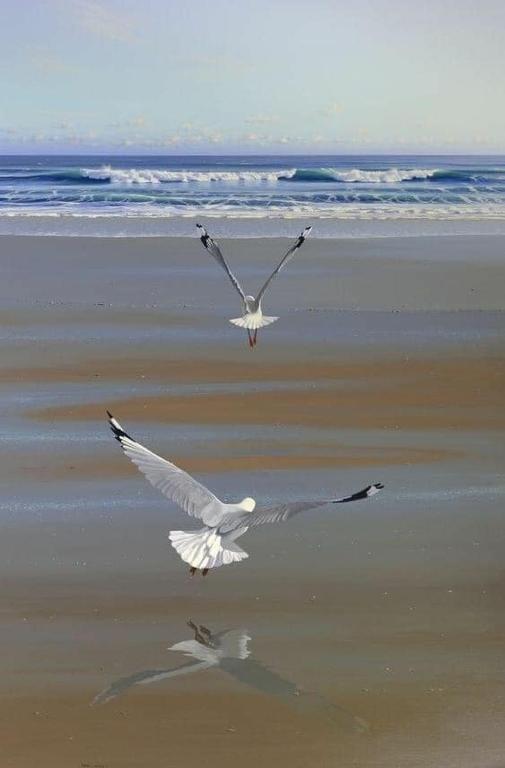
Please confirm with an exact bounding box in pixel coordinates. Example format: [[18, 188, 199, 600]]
[[245, 114, 280, 126], [175, 54, 255, 81], [109, 115, 148, 130], [29, 48, 73, 75], [320, 101, 344, 118], [67, 0, 137, 43]]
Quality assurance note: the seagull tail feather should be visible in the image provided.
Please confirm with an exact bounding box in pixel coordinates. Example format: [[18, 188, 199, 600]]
[[229, 315, 278, 330], [169, 528, 248, 570]]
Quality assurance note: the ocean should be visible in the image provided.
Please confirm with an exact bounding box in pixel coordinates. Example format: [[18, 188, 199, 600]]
[[1, 154, 505, 238]]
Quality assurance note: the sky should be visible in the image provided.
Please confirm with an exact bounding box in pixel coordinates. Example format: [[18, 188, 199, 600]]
[[0, 0, 504, 154]]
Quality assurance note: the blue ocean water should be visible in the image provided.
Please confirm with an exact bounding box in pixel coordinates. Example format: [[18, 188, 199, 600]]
[[1, 154, 505, 237]]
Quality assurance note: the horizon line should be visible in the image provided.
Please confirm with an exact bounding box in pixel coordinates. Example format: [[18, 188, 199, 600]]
[[1, 150, 505, 158]]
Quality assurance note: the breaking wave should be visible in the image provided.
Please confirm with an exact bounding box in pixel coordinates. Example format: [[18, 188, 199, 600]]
[[82, 166, 295, 184], [2, 157, 505, 235], [81, 166, 441, 184], [286, 168, 438, 183], [3, 165, 505, 187]]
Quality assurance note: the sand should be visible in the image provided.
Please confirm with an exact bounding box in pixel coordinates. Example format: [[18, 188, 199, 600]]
[[1, 233, 505, 767]]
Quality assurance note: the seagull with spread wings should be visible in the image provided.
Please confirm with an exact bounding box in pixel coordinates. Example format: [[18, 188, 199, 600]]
[[91, 618, 369, 732], [196, 223, 312, 347], [108, 412, 383, 576]]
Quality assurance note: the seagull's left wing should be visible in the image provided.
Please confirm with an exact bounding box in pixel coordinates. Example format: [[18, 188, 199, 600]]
[[225, 483, 383, 528], [256, 225, 312, 303], [196, 224, 246, 300], [221, 656, 367, 732]]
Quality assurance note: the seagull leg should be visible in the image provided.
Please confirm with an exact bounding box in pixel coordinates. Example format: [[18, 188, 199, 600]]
[[247, 330, 254, 348], [202, 568, 209, 577], [189, 567, 197, 576], [253, 329, 258, 346]]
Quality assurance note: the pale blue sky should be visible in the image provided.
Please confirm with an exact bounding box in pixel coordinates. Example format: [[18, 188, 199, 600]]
[[1, 0, 504, 153]]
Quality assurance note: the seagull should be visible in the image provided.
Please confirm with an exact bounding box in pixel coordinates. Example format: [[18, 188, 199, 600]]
[[196, 223, 312, 348], [91, 620, 247, 706], [107, 412, 384, 575], [91, 618, 368, 731]]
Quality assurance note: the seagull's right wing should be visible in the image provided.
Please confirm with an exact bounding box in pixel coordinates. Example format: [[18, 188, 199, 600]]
[[196, 224, 246, 300], [107, 412, 222, 522], [256, 225, 312, 303], [91, 660, 212, 705], [228, 483, 383, 527]]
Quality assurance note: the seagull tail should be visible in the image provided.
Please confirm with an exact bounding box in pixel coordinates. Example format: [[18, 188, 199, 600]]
[[169, 528, 249, 570], [229, 315, 278, 330]]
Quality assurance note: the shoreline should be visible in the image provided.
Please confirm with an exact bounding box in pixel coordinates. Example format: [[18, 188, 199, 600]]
[[2, 217, 505, 239]]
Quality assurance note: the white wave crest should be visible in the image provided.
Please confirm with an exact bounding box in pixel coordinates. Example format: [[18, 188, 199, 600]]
[[3, 202, 505, 221], [82, 166, 296, 184], [328, 168, 438, 183]]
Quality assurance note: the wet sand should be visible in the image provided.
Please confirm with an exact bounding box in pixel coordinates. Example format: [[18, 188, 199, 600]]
[[1, 234, 505, 767]]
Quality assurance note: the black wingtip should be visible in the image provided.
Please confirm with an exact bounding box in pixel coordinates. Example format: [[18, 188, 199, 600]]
[[362, 482, 384, 496], [296, 225, 312, 249], [107, 411, 133, 442], [332, 482, 384, 504], [196, 223, 210, 247]]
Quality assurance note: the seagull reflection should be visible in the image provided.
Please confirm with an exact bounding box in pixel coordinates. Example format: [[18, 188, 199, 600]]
[[92, 620, 368, 733]]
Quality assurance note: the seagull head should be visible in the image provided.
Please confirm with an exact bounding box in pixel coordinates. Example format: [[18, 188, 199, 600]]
[[239, 497, 256, 512]]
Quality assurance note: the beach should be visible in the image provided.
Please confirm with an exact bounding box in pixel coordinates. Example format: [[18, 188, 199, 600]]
[[1, 232, 505, 768]]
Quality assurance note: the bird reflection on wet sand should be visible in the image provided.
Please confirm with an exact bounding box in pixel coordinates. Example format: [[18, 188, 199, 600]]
[[92, 620, 368, 733]]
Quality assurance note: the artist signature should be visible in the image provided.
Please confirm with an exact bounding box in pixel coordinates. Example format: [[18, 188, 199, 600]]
[[81, 763, 105, 768]]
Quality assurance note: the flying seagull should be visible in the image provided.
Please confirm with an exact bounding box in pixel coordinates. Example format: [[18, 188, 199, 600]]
[[91, 618, 368, 732], [196, 223, 312, 347], [107, 412, 383, 575]]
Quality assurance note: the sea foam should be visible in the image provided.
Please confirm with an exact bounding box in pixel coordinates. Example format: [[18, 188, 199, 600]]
[[288, 168, 438, 183], [82, 166, 296, 184], [82, 166, 436, 185]]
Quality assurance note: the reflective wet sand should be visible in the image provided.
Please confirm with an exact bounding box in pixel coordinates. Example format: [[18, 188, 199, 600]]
[[1, 234, 504, 767]]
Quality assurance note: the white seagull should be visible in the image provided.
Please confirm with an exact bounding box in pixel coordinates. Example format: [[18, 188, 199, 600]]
[[196, 223, 312, 348], [91, 618, 369, 731], [91, 620, 251, 705], [108, 412, 384, 576]]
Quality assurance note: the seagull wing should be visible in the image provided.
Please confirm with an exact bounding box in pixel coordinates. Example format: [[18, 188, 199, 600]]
[[196, 224, 246, 300], [91, 660, 213, 705], [256, 225, 312, 303], [224, 483, 383, 528], [221, 658, 367, 732], [107, 412, 222, 523], [221, 656, 300, 696]]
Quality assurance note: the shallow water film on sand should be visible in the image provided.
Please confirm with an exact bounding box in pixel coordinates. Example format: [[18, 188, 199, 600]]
[[0, 219, 504, 767]]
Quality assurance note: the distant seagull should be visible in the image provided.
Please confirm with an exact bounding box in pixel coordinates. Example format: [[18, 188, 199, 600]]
[[196, 223, 312, 347], [107, 412, 383, 576], [91, 618, 368, 732]]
